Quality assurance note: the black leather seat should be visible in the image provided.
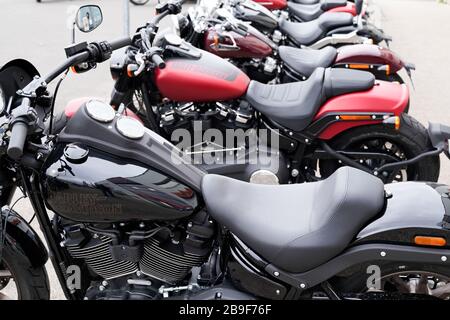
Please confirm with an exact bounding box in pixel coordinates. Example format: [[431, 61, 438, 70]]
[[279, 12, 354, 46], [202, 167, 385, 273], [245, 68, 374, 131], [288, 0, 347, 22], [279, 46, 337, 77]]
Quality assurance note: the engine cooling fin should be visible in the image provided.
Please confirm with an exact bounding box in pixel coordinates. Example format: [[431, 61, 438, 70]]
[[67, 235, 138, 280], [139, 237, 207, 284]]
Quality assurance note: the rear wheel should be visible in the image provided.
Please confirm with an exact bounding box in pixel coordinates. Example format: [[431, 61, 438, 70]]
[[317, 113, 440, 183], [336, 262, 450, 300], [0, 245, 49, 300]]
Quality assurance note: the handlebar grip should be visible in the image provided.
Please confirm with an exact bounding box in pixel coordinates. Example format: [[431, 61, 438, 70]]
[[7, 121, 28, 160], [151, 54, 166, 69], [109, 37, 132, 51]]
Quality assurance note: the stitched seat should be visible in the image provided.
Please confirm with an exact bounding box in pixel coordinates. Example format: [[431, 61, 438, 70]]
[[245, 68, 374, 131], [279, 45, 337, 77], [202, 167, 385, 273], [288, 0, 347, 22], [279, 12, 354, 46]]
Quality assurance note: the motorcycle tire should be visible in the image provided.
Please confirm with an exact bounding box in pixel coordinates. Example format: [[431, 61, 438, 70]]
[[333, 261, 450, 300], [319, 113, 440, 183], [0, 244, 50, 300]]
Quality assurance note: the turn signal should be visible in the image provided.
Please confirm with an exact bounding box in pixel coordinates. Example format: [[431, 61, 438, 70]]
[[70, 66, 77, 74], [382, 116, 401, 130], [414, 236, 446, 247], [339, 115, 372, 121], [213, 34, 220, 48], [348, 64, 370, 70], [385, 64, 391, 76]]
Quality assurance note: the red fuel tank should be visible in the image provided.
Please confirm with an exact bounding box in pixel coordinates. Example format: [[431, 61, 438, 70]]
[[154, 50, 250, 102], [204, 28, 273, 59], [252, 0, 287, 10]]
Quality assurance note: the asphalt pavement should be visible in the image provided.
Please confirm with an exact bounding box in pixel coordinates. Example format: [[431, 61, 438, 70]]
[[0, 0, 449, 300]]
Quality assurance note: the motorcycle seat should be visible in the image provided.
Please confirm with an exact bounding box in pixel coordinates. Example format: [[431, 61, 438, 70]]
[[202, 166, 385, 273], [279, 12, 354, 46], [288, 0, 347, 22], [279, 45, 337, 77], [245, 68, 374, 132]]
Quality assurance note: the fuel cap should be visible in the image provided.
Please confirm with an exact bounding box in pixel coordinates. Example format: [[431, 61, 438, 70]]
[[64, 143, 89, 164], [116, 116, 145, 140], [85, 100, 115, 123]]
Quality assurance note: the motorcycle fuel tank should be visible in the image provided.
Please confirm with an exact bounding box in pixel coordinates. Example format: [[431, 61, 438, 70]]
[[42, 101, 203, 222], [251, 0, 287, 10], [233, 0, 279, 32], [154, 48, 250, 102], [204, 28, 273, 59]]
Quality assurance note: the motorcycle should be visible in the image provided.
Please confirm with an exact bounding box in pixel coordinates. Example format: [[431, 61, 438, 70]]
[[213, 0, 391, 48], [175, 3, 412, 84], [71, 1, 438, 184], [1, 5, 450, 301]]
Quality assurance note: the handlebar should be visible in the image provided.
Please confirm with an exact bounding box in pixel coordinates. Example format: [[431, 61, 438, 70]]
[[110, 36, 132, 51], [151, 53, 166, 69], [7, 119, 29, 160]]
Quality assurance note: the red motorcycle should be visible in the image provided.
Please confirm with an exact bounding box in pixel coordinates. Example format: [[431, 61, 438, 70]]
[[177, 7, 412, 84], [58, 1, 438, 185]]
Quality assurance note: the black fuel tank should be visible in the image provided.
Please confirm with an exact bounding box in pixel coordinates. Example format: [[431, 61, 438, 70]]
[[41, 101, 205, 222], [42, 145, 199, 222]]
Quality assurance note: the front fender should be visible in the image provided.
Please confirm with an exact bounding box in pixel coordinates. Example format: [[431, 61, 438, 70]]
[[1, 206, 48, 268]]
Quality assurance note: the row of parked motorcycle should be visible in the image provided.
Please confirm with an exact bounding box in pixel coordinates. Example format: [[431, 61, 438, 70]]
[[1, 0, 450, 301]]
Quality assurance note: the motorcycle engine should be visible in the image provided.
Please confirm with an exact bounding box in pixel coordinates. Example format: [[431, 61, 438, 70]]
[[58, 210, 216, 300], [158, 100, 254, 138]]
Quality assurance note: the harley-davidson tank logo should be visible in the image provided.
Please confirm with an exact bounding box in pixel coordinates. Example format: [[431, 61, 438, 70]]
[[168, 60, 239, 82], [51, 192, 123, 216]]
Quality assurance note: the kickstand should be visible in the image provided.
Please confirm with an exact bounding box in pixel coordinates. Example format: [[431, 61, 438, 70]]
[[321, 281, 343, 300]]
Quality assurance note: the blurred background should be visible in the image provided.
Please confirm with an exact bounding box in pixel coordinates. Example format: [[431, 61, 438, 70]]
[[0, 0, 450, 299]]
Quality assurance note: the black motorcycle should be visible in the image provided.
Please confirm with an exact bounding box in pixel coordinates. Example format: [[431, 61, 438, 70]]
[[2, 5, 450, 301]]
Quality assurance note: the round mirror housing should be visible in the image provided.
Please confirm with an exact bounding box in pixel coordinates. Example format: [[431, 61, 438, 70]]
[[76, 5, 103, 33]]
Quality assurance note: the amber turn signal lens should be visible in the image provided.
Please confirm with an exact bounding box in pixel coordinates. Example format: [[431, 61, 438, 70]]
[[339, 115, 372, 121], [213, 34, 220, 48], [385, 64, 391, 76], [394, 116, 400, 130], [414, 236, 446, 247], [70, 66, 77, 74], [348, 64, 370, 70]]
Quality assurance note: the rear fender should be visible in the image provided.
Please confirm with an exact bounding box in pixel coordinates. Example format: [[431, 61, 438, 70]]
[[310, 81, 409, 140], [1, 207, 48, 268], [327, 3, 357, 16], [355, 182, 450, 246], [334, 44, 405, 74]]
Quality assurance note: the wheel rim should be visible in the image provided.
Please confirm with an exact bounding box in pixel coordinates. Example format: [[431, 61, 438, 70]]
[[0, 263, 18, 300], [318, 137, 417, 183], [374, 271, 450, 300]]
